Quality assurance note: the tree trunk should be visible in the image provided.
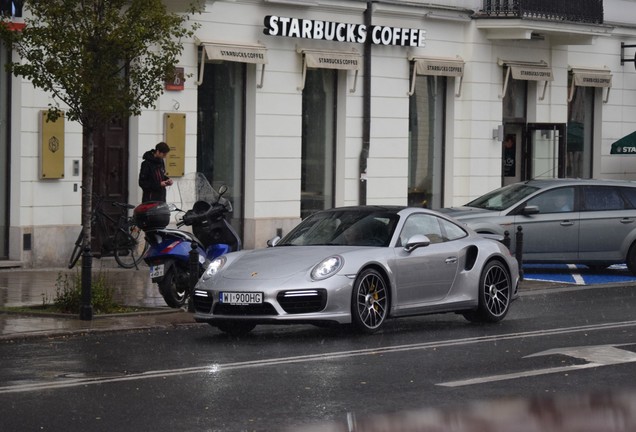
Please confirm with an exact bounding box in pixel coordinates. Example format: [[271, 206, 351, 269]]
[[79, 125, 95, 320], [82, 126, 95, 250]]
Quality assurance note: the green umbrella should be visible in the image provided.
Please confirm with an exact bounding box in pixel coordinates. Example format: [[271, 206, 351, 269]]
[[611, 131, 636, 154]]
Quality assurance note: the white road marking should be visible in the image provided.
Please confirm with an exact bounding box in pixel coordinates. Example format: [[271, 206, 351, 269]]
[[567, 263, 585, 285], [1, 320, 635, 394], [526, 344, 636, 364], [438, 364, 601, 387], [438, 344, 636, 387]]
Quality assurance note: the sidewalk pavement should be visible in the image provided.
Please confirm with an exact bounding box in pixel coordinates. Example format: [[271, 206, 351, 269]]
[[0, 263, 201, 341], [0, 263, 583, 341]]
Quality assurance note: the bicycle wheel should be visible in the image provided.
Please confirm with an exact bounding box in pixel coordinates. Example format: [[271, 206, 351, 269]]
[[68, 229, 85, 269], [113, 222, 149, 269]]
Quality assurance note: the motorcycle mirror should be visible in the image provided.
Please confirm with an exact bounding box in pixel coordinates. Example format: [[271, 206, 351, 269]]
[[218, 185, 228, 196]]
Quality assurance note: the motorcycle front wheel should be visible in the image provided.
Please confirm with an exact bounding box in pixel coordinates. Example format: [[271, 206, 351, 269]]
[[157, 267, 189, 308]]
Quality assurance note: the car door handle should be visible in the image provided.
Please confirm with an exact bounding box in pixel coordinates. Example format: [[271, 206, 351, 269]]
[[620, 218, 635, 224], [445, 257, 457, 264], [560, 220, 574, 226]]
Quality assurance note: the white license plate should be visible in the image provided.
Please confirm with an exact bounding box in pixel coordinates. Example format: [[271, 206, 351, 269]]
[[220, 292, 263, 305], [150, 264, 165, 279]]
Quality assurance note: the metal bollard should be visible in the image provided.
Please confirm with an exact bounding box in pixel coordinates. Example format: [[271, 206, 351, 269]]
[[515, 226, 524, 280], [79, 246, 93, 321], [188, 242, 199, 312], [502, 230, 511, 251]]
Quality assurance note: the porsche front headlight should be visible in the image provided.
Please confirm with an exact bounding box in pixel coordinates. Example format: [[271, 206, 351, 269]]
[[311, 255, 343, 281], [202, 256, 227, 281]]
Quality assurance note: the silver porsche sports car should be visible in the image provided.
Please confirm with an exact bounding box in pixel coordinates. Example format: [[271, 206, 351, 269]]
[[193, 206, 520, 336]]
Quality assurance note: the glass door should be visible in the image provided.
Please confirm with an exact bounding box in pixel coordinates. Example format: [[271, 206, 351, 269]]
[[301, 69, 337, 219], [502, 124, 523, 186], [526, 124, 566, 179], [408, 74, 446, 208]]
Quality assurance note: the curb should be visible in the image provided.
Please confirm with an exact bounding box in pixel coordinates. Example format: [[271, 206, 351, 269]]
[[0, 307, 178, 320]]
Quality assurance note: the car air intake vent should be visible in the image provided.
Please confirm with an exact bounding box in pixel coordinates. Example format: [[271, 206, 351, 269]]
[[464, 245, 478, 271], [193, 290, 213, 314], [213, 303, 278, 316], [277, 289, 327, 314]]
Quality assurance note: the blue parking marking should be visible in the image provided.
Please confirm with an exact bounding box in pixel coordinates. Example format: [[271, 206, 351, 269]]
[[523, 263, 636, 285]]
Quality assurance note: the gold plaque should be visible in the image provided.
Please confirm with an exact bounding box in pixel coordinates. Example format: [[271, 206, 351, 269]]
[[40, 111, 65, 179], [164, 113, 185, 177]]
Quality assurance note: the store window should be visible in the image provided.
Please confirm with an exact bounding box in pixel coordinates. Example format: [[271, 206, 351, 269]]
[[408, 74, 445, 209], [197, 61, 245, 237], [566, 67, 608, 180], [567, 85, 593, 178], [301, 68, 337, 219], [503, 78, 527, 122]]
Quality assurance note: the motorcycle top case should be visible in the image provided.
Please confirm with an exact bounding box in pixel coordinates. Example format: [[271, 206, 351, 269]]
[[133, 202, 171, 230]]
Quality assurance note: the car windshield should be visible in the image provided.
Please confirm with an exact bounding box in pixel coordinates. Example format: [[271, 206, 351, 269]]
[[277, 209, 399, 247], [465, 183, 540, 211]]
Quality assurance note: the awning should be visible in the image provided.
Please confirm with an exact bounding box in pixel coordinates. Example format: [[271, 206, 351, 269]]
[[509, 65, 553, 81], [498, 59, 553, 101], [610, 131, 636, 155], [202, 42, 268, 64], [297, 48, 361, 92], [407, 56, 465, 96], [568, 66, 612, 103], [196, 40, 268, 87]]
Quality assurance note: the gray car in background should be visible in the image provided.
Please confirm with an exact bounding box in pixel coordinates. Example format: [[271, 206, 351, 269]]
[[439, 178, 636, 274]]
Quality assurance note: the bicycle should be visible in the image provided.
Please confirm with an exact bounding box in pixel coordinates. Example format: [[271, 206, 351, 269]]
[[68, 189, 149, 270]]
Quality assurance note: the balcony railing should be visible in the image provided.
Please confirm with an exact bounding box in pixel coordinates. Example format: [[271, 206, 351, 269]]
[[479, 0, 603, 24]]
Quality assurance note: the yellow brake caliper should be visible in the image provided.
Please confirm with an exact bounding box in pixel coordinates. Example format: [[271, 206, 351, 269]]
[[370, 282, 379, 311]]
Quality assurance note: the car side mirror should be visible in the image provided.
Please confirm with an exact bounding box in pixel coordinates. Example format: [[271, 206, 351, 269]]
[[522, 205, 540, 215], [267, 236, 281, 247], [404, 234, 430, 252]]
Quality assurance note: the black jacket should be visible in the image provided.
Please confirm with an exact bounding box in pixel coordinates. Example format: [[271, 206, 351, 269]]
[[138, 150, 169, 202]]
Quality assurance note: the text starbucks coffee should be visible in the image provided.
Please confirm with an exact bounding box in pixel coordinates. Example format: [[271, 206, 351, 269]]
[[264, 15, 426, 47]]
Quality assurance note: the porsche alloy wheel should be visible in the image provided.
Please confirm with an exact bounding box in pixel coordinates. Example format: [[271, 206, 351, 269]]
[[463, 260, 511, 323], [351, 268, 389, 334]]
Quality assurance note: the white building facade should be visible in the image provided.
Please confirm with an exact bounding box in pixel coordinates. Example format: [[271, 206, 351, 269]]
[[2, 0, 636, 267]]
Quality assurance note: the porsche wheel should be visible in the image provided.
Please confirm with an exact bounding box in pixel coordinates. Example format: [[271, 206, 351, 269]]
[[351, 268, 389, 334], [463, 260, 511, 323]]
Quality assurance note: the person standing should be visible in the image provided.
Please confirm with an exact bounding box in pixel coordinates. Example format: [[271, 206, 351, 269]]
[[139, 141, 173, 202]]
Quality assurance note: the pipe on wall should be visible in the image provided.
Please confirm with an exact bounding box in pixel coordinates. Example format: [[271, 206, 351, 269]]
[[359, 1, 373, 205]]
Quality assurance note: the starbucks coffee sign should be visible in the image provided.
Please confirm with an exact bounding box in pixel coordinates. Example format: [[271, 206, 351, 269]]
[[264, 15, 426, 47]]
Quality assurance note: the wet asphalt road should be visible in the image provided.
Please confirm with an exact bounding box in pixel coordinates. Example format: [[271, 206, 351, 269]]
[[0, 284, 635, 432]]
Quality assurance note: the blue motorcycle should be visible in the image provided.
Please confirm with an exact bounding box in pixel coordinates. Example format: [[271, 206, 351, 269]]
[[134, 173, 241, 308]]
